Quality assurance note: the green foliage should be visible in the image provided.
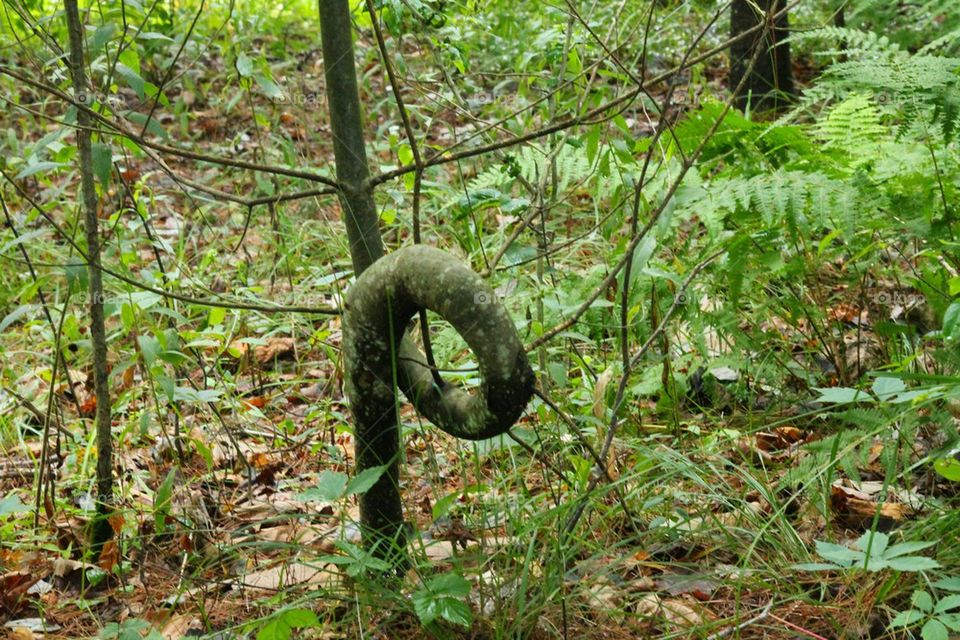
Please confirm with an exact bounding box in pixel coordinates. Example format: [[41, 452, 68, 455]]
[[412, 572, 474, 629], [255, 608, 320, 640], [890, 583, 960, 640], [98, 619, 163, 640], [794, 531, 941, 572]]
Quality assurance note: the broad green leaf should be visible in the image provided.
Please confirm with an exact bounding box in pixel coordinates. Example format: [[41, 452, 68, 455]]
[[944, 301, 960, 342], [814, 539, 863, 565], [890, 609, 925, 627], [91, 23, 116, 53], [888, 557, 941, 572], [256, 608, 318, 640], [913, 590, 935, 613], [301, 470, 348, 502], [138, 335, 162, 366], [934, 457, 960, 482], [921, 619, 949, 640], [932, 577, 960, 592], [236, 52, 254, 77], [884, 539, 937, 558], [814, 387, 868, 404], [934, 595, 960, 614], [858, 531, 889, 557], [792, 562, 843, 571], [345, 465, 387, 496], [254, 73, 283, 99], [0, 304, 39, 332], [0, 492, 28, 516], [872, 376, 906, 401], [941, 613, 960, 631], [92, 143, 112, 187]]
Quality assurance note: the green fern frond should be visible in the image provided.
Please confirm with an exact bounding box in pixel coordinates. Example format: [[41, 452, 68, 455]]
[[817, 93, 886, 161], [789, 26, 902, 59]]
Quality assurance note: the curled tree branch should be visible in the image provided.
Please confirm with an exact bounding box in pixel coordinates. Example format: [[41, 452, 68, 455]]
[[342, 245, 535, 555]]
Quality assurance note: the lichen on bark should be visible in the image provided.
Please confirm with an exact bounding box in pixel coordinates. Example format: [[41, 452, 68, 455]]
[[343, 245, 535, 556]]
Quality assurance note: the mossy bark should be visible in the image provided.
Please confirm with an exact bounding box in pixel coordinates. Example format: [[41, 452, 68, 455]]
[[343, 246, 535, 556], [319, 1, 534, 560]]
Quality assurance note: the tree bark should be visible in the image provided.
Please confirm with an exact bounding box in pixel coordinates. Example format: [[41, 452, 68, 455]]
[[342, 246, 535, 557], [729, 0, 795, 112], [318, 0, 535, 561], [64, 0, 114, 552]]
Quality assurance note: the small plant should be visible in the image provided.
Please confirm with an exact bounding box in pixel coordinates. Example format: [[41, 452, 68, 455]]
[[890, 578, 960, 640], [411, 571, 474, 630], [794, 531, 941, 572], [255, 608, 320, 640]]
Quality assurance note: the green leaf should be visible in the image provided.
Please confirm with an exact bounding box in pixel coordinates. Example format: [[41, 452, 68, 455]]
[[921, 619, 949, 640], [814, 387, 869, 404], [888, 557, 941, 572], [91, 23, 116, 54], [791, 562, 843, 571], [256, 608, 318, 640], [412, 573, 473, 628], [92, 143, 112, 188], [15, 161, 66, 180], [0, 492, 28, 516], [254, 73, 283, 99], [814, 539, 863, 565], [207, 306, 226, 327], [236, 52, 254, 78], [154, 467, 176, 535], [934, 595, 960, 614], [884, 539, 937, 558], [345, 465, 387, 496], [934, 458, 960, 482], [301, 470, 348, 502], [913, 591, 935, 613], [940, 613, 960, 631], [932, 577, 960, 592], [125, 112, 168, 138], [116, 62, 146, 98], [857, 531, 889, 556], [944, 301, 960, 342], [872, 376, 906, 401], [0, 304, 40, 332], [889, 609, 925, 627]]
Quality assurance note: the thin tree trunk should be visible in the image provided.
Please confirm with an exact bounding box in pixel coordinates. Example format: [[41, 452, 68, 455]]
[[318, 0, 384, 272], [63, 0, 114, 552], [729, 0, 795, 112]]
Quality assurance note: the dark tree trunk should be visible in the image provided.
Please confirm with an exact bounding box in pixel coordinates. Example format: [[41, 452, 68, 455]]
[[317, 0, 535, 565], [729, 0, 795, 112]]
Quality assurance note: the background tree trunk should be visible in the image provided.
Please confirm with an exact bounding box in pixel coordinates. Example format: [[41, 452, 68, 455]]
[[729, 0, 795, 112]]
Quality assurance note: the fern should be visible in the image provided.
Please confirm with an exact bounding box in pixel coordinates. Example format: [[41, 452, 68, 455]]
[[789, 26, 902, 59], [678, 169, 859, 237], [817, 93, 886, 161]]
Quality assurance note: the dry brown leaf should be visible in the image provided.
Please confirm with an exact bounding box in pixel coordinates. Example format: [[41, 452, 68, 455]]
[[240, 562, 339, 591], [635, 593, 714, 629]]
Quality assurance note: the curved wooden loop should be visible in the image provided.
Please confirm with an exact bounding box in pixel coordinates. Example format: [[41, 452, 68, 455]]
[[343, 245, 535, 551]]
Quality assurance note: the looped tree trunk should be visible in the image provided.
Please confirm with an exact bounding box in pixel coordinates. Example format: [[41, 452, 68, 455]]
[[343, 245, 535, 557]]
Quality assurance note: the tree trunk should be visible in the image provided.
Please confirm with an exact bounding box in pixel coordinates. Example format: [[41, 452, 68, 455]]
[[317, 0, 535, 563], [63, 0, 114, 553], [729, 0, 795, 112]]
